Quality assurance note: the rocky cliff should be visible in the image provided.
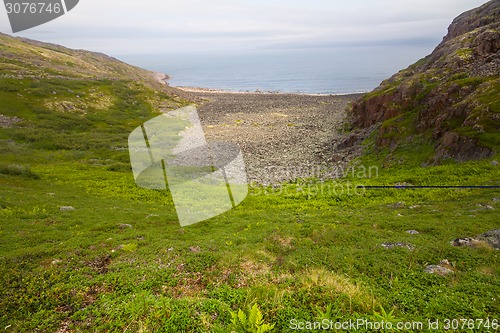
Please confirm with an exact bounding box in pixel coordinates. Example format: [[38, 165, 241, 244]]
[[351, 0, 499, 164]]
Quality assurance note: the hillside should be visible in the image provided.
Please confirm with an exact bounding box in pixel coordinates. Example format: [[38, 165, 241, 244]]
[[351, 0, 499, 165], [0, 32, 192, 99], [0, 17, 499, 333], [0, 33, 194, 172]]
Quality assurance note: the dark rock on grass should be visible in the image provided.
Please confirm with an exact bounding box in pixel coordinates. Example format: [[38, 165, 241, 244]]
[[451, 229, 499, 250], [0, 114, 22, 128], [85, 254, 111, 274], [451, 237, 482, 247], [476, 229, 500, 250], [435, 132, 493, 163], [476, 203, 495, 210], [381, 242, 415, 251], [51, 259, 62, 265], [189, 246, 201, 253], [424, 265, 454, 276], [424, 259, 455, 276], [387, 201, 405, 209]]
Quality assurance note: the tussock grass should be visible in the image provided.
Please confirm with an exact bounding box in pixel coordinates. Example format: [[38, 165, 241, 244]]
[[0, 163, 39, 179]]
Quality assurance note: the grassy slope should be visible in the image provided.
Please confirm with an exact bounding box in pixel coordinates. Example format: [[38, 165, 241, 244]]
[[1, 35, 499, 332]]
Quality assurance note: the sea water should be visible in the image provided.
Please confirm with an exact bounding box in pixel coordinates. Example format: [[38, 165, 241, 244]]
[[118, 44, 435, 94]]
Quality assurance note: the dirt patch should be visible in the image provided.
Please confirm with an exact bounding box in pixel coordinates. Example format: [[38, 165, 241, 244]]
[[85, 254, 111, 274], [240, 260, 271, 276]]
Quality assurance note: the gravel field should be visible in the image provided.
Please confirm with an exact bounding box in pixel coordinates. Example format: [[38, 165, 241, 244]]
[[184, 89, 364, 185]]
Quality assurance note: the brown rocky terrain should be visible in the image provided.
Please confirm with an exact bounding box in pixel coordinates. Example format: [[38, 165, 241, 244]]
[[351, 0, 499, 164], [191, 90, 361, 185]]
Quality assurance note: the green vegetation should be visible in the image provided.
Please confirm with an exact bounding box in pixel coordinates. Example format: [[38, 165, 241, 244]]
[[1, 135, 499, 331], [362, 79, 400, 101], [230, 304, 275, 332], [455, 48, 474, 61], [1, 75, 499, 331], [0, 163, 39, 179], [0, 33, 499, 332]]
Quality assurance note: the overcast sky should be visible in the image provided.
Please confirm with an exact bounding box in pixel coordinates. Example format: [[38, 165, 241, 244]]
[[0, 0, 488, 56]]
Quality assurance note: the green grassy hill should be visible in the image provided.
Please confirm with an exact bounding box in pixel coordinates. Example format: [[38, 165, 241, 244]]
[[0, 32, 192, 176], [0, 28, 499, 333]]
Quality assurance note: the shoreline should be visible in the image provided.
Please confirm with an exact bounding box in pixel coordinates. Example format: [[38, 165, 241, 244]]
[[151, 71, 366, 184], [153, 71, 367, 97], [154, 72, 171, 85], [176, 85, 366, 97]]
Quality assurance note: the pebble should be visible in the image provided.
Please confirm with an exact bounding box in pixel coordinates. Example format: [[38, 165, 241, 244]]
[[424, 265, 454, 276], [450, 237, 480, 247], [189, 246, 201, 252], [387, 202, 405, 209], [189, 91, 360, 185], [381, 242, 415, 251]]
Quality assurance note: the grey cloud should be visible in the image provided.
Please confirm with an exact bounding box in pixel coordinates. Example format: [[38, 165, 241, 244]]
[[7, 0, 487, 54]]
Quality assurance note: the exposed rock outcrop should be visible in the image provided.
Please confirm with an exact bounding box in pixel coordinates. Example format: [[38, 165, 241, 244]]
[[352, 0, 499, 164], [452, 228, 500, 249]]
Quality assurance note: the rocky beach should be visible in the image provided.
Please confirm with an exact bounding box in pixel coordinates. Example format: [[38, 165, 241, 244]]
[[182, 88, 363, 185]]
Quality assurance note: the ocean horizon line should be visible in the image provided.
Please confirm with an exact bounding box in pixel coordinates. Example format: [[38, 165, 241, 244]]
[[121, 45, 432, 97], [173, 85, 369, 96]]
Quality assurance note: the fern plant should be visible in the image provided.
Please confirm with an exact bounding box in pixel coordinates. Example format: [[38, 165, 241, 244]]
[[372, 305, 398, 323], [230, 303, 275, 333], [314, 303, 335, 320]]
